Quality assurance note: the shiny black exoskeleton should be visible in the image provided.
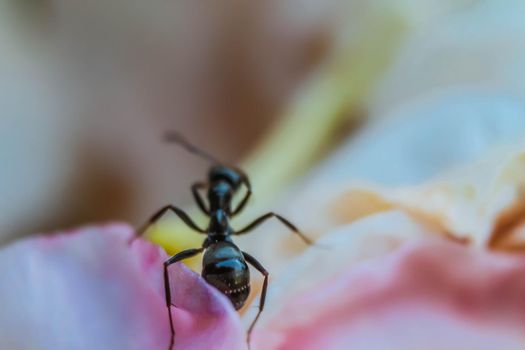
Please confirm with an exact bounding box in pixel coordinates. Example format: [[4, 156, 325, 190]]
[[137, 132, 312, 350], [202, 241, 250, 310]]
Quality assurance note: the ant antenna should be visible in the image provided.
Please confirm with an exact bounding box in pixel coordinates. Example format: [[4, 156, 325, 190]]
[[164, 130, 222, 164]]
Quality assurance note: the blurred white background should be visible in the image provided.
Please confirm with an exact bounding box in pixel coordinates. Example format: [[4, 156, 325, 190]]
[[2, 0, 525, 246]]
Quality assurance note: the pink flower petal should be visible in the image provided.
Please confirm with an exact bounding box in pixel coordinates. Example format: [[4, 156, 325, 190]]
[[253, 240, 525, 350], [0, 223, 245, 350]]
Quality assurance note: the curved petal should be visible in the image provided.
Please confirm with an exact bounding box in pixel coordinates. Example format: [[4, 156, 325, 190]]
[[0, 224, 245, 350], [253, 237, 525, 350]]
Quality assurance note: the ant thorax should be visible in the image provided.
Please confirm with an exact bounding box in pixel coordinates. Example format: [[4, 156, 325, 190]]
[[207, 180, 234, 213], [207, 210, 233, 238]]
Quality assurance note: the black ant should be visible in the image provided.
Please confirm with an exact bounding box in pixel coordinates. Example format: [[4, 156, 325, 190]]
[[137, 132, 312, 350]]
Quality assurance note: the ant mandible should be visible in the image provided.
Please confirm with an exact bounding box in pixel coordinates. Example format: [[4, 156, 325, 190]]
[[137, 132, 312, 350]]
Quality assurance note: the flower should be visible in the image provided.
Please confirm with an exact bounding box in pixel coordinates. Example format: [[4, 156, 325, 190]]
[[0, 224, 245, 350], [252, 235, 525, 350], [6, 212, 525, 350], [4, 3, 525, 350]]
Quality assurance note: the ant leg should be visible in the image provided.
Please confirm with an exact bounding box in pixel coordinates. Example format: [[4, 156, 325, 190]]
[[164, 248, 205, 350], [231, 187, 251, 216], [231, 169, 252, 216], [234, 212, 312, 245], [242, 251, 269, 345], [191, 182, 210, 215], [136, 205, 206, 238]]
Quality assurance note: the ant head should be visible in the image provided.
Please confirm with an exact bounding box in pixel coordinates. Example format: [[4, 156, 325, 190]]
[[208, 165, 243, 190], [202, 242, 251, 310]]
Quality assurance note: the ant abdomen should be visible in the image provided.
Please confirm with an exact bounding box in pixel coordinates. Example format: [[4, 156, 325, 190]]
[[202, 241, 251, 310]]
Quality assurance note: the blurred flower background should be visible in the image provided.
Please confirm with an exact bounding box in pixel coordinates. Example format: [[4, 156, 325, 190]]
[[2, 0, 524, 241], [3, 0, 525, 349]]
